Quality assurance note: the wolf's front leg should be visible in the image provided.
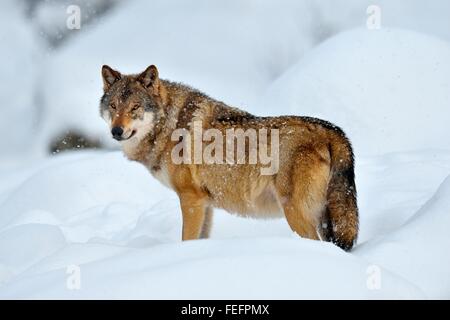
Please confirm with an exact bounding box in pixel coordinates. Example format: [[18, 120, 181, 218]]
[[199, 206, 213, 239], [179, 192, 208, 241]]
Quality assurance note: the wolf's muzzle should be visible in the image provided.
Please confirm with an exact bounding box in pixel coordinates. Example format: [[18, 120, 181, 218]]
[[111, 126, 124, 140]]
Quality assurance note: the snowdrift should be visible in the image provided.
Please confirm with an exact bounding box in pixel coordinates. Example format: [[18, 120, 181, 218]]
[[0, 150, 449, 298], [355, 175, 450, 298], [43, 26, 450, 157], [260, 28, 450, 156]]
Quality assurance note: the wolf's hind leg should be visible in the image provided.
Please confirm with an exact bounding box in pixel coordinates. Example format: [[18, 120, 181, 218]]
[[282, 203, 320, 240], [276, 145, 330, 241], [318, 207, 333, 242]]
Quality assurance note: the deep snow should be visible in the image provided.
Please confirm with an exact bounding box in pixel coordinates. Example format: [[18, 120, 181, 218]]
[[0, 148, 449, 298]]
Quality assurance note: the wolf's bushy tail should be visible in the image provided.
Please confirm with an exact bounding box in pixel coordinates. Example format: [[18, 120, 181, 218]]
[[324, 136, 359, 251]]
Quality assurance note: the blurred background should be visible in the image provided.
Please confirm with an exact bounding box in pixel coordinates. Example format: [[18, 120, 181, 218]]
[[1, 0, 450, 164]]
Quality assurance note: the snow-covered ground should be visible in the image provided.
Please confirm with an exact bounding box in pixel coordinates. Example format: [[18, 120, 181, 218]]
[[1, 0, 450, 299], [1, 148, 449, 299]]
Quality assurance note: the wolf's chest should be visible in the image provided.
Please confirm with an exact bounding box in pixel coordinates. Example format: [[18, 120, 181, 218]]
[[150, 164, 172, 188]]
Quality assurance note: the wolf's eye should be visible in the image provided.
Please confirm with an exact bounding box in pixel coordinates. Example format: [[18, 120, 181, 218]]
[[110, 104, 116, 110], [131, 104, 140, 111]]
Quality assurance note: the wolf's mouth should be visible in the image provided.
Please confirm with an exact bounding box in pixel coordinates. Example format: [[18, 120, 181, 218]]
[[118, 130, 137, 141], [127, 130, 137, 139]]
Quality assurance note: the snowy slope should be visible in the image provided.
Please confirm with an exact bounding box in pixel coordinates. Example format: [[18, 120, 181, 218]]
[[0, 149, 449, 298], [33, 0, 450, 156], [36, 0, 316, 153], [355, 175, 450, 299], [0, 0, 42, 157], [0, 151, 428, 298], [260, 28, 450, 156]]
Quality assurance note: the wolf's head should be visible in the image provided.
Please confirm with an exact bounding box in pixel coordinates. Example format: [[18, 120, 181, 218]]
[[100, 65, 165, 142]]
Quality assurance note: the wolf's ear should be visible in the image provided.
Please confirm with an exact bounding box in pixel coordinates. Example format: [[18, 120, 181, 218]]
[[102, 65, 121, 90], [137, 65, 159, 92]]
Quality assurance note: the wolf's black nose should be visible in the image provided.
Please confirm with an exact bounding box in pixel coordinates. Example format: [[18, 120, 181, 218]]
[[111, 126, 124, 140]]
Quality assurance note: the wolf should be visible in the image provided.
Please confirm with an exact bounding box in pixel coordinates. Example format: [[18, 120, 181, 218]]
[[99, 65, 358, 250]]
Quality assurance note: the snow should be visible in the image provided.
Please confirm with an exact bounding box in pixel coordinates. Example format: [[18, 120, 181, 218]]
[[260, 28, 450, 156], [1, 1, 450, 299], [0, 0, 42, 157], [36, 0, 318, 153], [1, 147, 449, 298], [355, 175, 450, 299], [8, 0, 450, 156]]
